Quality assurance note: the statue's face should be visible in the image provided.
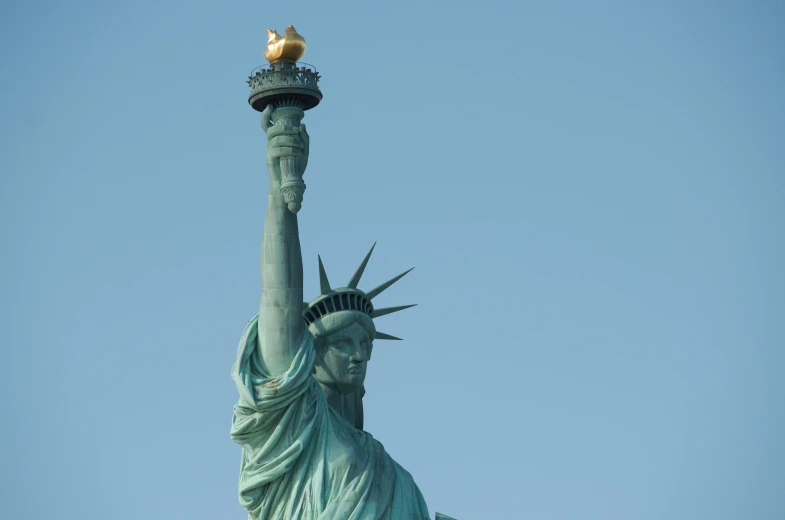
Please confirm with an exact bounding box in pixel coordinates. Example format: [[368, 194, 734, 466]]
[[313, 322, 372, 394]]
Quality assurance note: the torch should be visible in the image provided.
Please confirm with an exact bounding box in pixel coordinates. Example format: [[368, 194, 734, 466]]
[[247, 25, 322, 213]]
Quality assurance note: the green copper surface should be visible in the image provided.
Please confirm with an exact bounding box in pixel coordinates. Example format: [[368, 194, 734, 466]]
[[230, 96, 455, 518]]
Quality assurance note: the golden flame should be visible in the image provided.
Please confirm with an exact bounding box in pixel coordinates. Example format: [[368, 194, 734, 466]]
[[264, 25, 306, 63]]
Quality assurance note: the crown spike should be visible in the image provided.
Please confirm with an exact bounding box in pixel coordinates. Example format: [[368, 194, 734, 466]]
[[366, 268, 414, 300], [371, 304, 417, 319], [317, 255, 331, 295], [347, 242, 376, 289], [375, 331, 402, 341]]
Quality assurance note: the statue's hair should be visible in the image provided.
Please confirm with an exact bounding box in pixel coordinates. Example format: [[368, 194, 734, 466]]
[[308, 310, 376, 342]]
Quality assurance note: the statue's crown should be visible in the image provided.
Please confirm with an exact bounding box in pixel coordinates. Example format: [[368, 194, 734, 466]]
[[304, 243, 416, 341]]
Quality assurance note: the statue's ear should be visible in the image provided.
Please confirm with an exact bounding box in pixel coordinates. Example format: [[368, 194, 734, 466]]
[[367, 342, 373, 361]]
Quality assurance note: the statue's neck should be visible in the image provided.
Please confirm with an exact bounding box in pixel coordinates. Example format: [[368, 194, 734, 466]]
[[318, 382, 363, 430]]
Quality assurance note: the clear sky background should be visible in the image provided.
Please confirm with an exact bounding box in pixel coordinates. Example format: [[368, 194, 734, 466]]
[[1, 1, 783, 519]]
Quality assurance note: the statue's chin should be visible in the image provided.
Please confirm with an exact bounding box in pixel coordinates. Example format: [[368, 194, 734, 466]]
[[314, 363, 365, 392]]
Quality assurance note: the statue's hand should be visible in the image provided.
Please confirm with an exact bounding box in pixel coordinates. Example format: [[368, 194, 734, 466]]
[[261, 105, 309, 187]]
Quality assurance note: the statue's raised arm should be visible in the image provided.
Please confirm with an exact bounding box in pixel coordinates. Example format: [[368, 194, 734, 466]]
[[256, 103, 309, 376]]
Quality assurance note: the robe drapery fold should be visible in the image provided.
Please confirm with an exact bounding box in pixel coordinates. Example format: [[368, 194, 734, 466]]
[[231, 315, 430, 520]]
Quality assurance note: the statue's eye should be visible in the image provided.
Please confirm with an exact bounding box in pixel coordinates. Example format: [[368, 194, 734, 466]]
[[334, 339, 353, 351]]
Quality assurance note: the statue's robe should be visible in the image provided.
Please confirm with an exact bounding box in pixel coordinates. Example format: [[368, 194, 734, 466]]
[[231, 315, 430, 520]]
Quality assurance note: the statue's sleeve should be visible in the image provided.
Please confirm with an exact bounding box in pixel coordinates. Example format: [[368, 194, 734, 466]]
[[230, 314, 322, 506]]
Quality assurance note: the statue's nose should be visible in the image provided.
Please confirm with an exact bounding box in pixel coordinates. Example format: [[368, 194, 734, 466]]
[[350, 343, 367, 362]]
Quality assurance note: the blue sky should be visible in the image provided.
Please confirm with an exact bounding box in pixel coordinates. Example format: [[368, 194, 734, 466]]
[[1, 1, 783, 519]]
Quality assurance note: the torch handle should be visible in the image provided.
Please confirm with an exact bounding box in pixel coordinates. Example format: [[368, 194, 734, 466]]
[[279, 156, 306, 213], [270, 106, 307, 214]]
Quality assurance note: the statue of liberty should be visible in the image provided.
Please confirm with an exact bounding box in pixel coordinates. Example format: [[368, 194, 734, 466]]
[[230, 29, 440, 519]]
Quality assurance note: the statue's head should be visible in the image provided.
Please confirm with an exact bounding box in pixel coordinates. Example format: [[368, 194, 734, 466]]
[[309, 310, 375, 393], [303, 244, 416, 395]]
